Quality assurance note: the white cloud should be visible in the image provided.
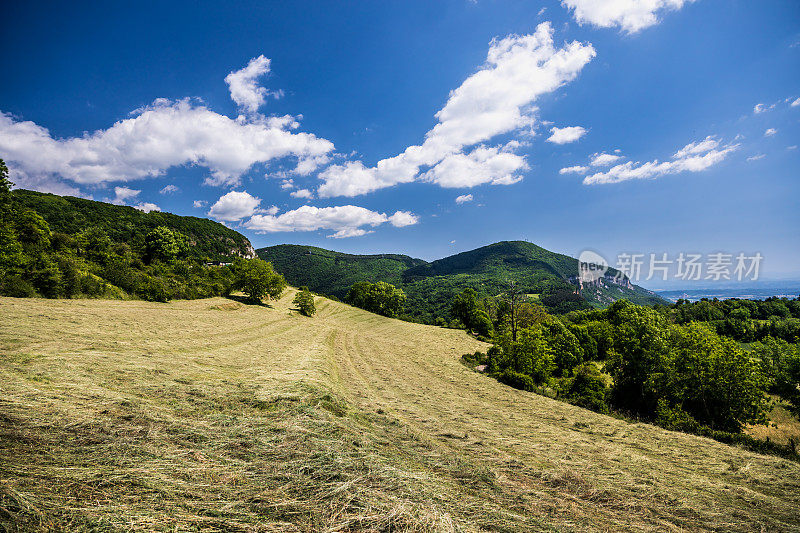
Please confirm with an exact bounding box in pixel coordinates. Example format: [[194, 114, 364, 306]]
[[280, 178, 295, 190], [111, 186, 140, 205], [791, 98, 800, 108], [764, 128, 777, 137], [208, 190, 262, 222], [388, 211, 419, 227], [0, 97, 334, 190], [562, 0, 694, 34], [673, 135, 719, 158], [135, 202, 161, 213], [290, 188, 314, 199], [317, 22, 595, 197], [421, 144, 528, 188], [224, 55, 281, 114], [559, 165, 589, 174], [746, 154, 765, 162], [547, 125, 587, 144], [455, 193, 474, 204], [754, 103, 767, 114], [193, 200, 207, 208], [160, 184, 179, 194], [788, 145, 798, 151], [245, 205, 418, 238], [590, 152, 623, 166], [583, 136, 737, 185]]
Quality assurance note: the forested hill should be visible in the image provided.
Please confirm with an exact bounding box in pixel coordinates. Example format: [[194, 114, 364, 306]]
[[12, 189, 255, 261], [258, 241, 666, 323]]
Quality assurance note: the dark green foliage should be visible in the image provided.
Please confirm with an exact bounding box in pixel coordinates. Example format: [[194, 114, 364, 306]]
[[257, 241, 667, 323], [12, 189, 253, 261], [498, 369, 536, 392], [293, 287, 316, 317], [231, 258, 286, 304], [485, 298, 780, 438], [561, 363, 609, 413], [450, 288, 493, 337], [346, 281, 406, 318], [0, 180, 249, 301]]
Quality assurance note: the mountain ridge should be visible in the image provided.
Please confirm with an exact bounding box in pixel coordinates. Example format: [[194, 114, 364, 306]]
[[258, 240, 665, 322]]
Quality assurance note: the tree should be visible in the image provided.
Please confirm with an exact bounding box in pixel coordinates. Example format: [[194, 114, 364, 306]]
[[231, 258, 286, 303], [145, 226, 188, 264], [293, 287, 316, 317], [503, 280, 523, 342], [451, 288, 493, 336], [346, 281, 406, 318]]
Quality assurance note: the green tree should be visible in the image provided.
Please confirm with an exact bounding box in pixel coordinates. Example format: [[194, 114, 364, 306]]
[[232, 258, 286, 303], [293, 287, 316, 317], [145, 226, 188, 263], [346, 281, 406, 318]]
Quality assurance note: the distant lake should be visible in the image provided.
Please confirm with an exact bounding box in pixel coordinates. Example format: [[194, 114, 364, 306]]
[[657, 285, 800, 302]]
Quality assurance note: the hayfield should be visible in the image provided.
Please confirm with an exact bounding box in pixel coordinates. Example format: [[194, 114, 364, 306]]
[[1, 293, 799, 531]]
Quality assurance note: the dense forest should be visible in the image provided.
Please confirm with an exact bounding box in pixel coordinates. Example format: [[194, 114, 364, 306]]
[[0, 160, 261, 301], [462, 293, 800, 456], [257, 241, 666, 322]]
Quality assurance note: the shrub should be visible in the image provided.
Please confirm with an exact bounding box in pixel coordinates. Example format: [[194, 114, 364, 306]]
[[561, 363, 609, 413], [293, 288, 316, 317], [498, 369, 535, 392], [0, 275, 36, 297]]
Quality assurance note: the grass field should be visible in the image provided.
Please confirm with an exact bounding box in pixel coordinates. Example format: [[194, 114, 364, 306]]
[[2, 293, 800, 531]]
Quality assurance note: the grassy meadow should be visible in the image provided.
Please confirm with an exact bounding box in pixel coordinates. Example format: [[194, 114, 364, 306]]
[[2, 292, 800, 531]]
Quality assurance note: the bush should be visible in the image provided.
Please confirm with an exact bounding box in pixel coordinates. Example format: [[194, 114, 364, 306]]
[[561, 363, 609, 413], [293, 288, 316, 317], [0, 275, 36, 297], [498, 369, 535, 392]]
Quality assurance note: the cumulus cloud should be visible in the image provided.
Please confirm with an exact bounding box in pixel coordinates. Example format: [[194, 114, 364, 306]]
[[111, 186, 140, 205], [590, 152, 623, 166], [280, 178, 295, 190], [791, 98, 800, 108], [764, 128, 777, 137], [562, 0, 694, 34], [583, 136, 737, 185], [388, 211, 419, 227], [207, 190, 262, 222], [290, 188, 314, 199], [753, 103, 768, 114], [193, 200, 207, 208], [421, 144, 528, 188], [559, 165, 589, 174], [0, 74, 334, 191], [224, 55, 281, 113], [134, 202, 161, 213], [159, 184, 179, 194], [547, 125, 587, 144], [245, 205, 418, 238], [317, 22, 595, 197], [455, 193, 474, 204]]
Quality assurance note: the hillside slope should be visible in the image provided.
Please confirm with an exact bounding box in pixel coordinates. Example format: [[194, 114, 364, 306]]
[[258, 241, 665, 322], [2, 295, 798, 531], [12, 189, 255, 261]]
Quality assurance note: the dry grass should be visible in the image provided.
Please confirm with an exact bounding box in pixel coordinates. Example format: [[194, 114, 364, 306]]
[[1, 293, 799, 531]]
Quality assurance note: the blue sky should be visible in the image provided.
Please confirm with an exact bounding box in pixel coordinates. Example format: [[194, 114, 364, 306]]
[[1, 0, 798, 286]]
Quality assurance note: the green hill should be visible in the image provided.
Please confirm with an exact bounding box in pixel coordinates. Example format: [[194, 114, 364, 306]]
[[258, 241, 666, 322], [12, 189, 254, 261], [1, 189, 255, 301]]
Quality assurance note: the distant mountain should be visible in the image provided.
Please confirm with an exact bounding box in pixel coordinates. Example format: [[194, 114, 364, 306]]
[[12, 189, 255, 261], [258, 241, 666, 323]]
